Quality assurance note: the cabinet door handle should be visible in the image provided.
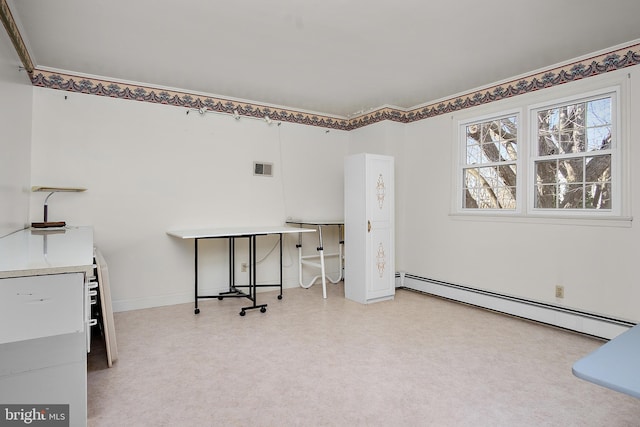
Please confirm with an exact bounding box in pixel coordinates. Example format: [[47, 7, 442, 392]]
[[367, 220, 371, 233]]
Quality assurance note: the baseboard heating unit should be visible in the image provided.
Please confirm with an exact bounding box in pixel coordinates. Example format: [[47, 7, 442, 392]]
[[397, 273, 635, 340]]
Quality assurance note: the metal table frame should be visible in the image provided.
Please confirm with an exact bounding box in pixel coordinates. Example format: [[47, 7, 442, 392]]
[[286, 220, 344, 299], [167, 226, 315, 316]]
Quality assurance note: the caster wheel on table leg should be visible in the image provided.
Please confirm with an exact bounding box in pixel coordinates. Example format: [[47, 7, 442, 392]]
[[194, 308, 200, 314], [277, 295, 283, 300], [260, 307, 267, 313], [218, 296, 223, 300], [239, 310, 246, 316]]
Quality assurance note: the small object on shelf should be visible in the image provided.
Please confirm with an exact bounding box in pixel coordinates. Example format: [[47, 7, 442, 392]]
[[31, 220, 66, 228], [30, 186, 86, 228]]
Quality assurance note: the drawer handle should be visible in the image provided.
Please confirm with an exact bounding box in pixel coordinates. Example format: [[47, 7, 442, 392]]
[[89, 319, 98, 327], [367, 220, 371, 233]]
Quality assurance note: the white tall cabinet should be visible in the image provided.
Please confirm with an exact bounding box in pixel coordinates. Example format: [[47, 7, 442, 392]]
[[344, 153, 395, 304]]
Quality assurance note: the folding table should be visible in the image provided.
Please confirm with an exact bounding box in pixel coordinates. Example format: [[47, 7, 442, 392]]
[[167, 226, 314, 316]]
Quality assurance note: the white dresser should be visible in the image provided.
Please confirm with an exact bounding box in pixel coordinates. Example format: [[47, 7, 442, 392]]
[[344, 153, 395, 304], [0, 226, 93, 427]]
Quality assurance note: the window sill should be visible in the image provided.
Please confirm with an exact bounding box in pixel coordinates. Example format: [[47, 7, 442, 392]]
[[449, 212, 633, 228]]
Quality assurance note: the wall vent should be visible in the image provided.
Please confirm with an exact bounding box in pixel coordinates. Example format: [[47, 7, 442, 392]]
[[253, 162, 273, 177]]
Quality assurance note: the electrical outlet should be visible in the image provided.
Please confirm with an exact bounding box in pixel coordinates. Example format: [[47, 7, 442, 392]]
[[241, 262, 248, 272], [555, 285, 564, 299]]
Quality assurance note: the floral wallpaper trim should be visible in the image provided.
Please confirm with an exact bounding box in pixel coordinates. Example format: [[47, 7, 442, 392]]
[[30, 69, 352, 131], [28, 42, 640, 131], [353, 42, 640, 128]]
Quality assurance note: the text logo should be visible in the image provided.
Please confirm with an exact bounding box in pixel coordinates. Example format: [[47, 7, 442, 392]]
[[0, 405, 69, 426]]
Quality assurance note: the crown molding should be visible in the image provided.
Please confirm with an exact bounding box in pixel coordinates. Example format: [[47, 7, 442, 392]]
[[0, 0, 33, 74]]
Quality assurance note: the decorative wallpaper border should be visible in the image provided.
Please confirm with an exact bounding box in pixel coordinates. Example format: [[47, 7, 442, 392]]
[[30, 41, 640, 131], [352, 42, 640, 128], [30, 69, 352, 130], [3, 0, 636, 134]]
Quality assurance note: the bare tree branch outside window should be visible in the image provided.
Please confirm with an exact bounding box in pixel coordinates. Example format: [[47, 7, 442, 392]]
[[534, 97, 612, 210], [463, 116, 518, 209]]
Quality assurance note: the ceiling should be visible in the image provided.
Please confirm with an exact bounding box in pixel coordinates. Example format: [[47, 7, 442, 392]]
[[8, 0, 640, 118]]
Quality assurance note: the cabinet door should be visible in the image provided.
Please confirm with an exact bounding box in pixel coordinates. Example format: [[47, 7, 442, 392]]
[[0, 273, 84, 344], [366, 156, 394, 299]]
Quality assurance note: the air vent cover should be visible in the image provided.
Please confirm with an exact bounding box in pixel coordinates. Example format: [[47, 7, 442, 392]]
[[253, 162, 273, 177]]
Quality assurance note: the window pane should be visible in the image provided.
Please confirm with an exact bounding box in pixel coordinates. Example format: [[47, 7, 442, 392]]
[[586, 97, 612, 153], [479, 167, 498, 187], [464, 187, 499, 209], [466, 125, 480, 145], [587, 126, 611, 151], [463, 165, 516, 210], [562, 104, 585, 132], [538, 133, 558, 156], [535, 184, 557, 208], [464, 168, 479, 188], [586, 182, 611, 209], [539, 108, 559, 131], [500, 117, 517, 142], [499, 141, 517, 161], [558, 131, 583, 154], [466, 143, 482, 165], [536, 160, 557, 184], [481, 122, 495, 142], [587, 98, 611, 128], [585, 154, 611, 183], [481, 142, 501, 163], [496, 186, 516, 209], [559, 158, 584, 184], [559, 184, 584, 209], [497, 164, 516, 187]]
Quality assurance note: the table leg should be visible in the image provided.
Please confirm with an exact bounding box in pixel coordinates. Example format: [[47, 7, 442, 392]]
[[278, 233, 283, 300], [218, 237, 244, 298], [229, 237, 234, 292], [194, 239, 199, 314], [239, 234, 267, 316], [328, 224, 344, 283], [296, 227, 303, 287], [317, 225, 327, 299]]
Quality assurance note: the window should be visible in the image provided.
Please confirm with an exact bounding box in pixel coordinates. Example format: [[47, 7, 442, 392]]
[[460, 114, 519, 210], [455, 84, 623, 220], [531, 95, 614, 212]]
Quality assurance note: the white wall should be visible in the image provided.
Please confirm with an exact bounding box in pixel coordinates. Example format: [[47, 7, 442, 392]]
[[0, 29, 32, 236], [397, 68, 640, 322], [30, 88, 348, 310], [348, 119, 405, 156], [26, 44, 640, 323]]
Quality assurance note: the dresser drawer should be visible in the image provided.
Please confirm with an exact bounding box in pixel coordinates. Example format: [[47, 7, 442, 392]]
[[0, 273, 85, 345]]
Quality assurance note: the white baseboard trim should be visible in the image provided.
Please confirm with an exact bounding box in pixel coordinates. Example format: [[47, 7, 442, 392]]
[[397, 274, 634, 340], [112, 292, 193, 312]]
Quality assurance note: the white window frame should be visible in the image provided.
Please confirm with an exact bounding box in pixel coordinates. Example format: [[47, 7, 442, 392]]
[[455, 109, 523, 215], [452, 72, 629, 226], [527, 87, 621, 218]]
